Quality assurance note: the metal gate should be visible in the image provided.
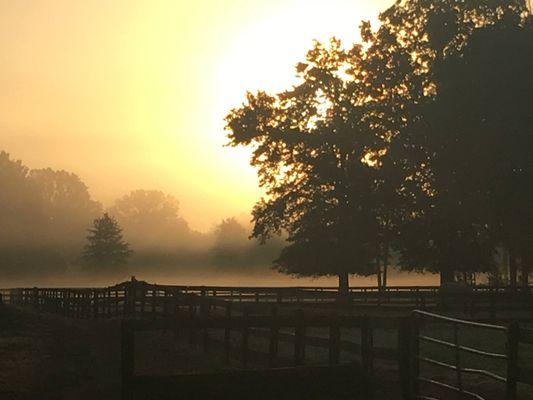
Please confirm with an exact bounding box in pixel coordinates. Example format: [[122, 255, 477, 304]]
[[409, 310, 533, 400]]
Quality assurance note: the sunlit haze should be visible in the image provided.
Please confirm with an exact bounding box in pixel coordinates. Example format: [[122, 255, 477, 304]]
[[1, 0, 392, 231]]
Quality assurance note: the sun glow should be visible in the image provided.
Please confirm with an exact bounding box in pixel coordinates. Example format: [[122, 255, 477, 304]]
[[0, 0, 392, 231]]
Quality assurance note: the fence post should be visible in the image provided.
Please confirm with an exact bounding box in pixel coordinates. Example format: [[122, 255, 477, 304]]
[[506, 321, 519, 400], [202, 299, 210, 353], [173, 290, 180, 340], [361, 315, 374, 381], [294, 309, 306, 366], [92, 290, 99, 319], [121, 320, 135, 400], [115, 290, 120, 316], [398, 317, 412, 400], [188, 303, 197, 348], [224, 302, 232, 365], [453, 322, 463, 393], [75, 292, 81, 319], [490, 292, 496, 320], [410, 314, 420, 399], [152, 288, 157, 318], [32, 287, 39, 309], [269, 306, 279, 368], [140, 284, 146, 317], [241, 307, 250, 368], [106, 289, 111, 317], [163, 289, 170, 316], [64, 290, 70, 317], [123, 283, 131, 317], [329, 316, 340, 365]]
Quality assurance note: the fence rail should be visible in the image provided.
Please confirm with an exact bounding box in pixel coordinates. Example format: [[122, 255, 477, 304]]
[[3, 279, 533, 319], [120, 312, 377, 400], [409, 310, 532, 400]]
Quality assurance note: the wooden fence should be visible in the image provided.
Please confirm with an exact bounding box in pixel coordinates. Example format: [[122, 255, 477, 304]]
[[3, 278, 533, 319], [119, 308, 532, 400], [3, 279, 533, 399], [120, 313, 378, 400]]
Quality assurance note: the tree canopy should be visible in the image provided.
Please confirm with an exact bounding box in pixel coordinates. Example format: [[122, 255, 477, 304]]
[[0, 152, 101, 278], [226, 0, 532, 290], [109, 189, 193, 250], [29, 168, 102, 248]]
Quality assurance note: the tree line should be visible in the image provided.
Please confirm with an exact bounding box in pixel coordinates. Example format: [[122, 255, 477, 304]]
[[225, 0, 533, 293], [0, 151, 283, 280]]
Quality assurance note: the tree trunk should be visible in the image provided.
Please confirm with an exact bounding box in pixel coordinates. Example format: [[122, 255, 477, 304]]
[[383, 246, 389, 288], [338, 272, 349, 298], [521, 266, 530, 289], [440, 269, 455, 285], [376, 261, 382, 290], [521, 260, 530, 289], [509, 249, 517, 291]]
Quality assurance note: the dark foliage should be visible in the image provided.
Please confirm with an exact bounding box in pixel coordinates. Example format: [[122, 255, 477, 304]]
[[225, 0, 532, 288], [83, 213, 132, 269]]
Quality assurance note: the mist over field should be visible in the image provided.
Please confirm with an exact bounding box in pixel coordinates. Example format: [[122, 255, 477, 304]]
[[1, 266, 440, 289], [0, 150, 481, 290], [0, 148, 440, 288]]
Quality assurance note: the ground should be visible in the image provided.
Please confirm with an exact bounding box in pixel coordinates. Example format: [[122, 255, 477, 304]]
[[0, 306, 120, 399], [0, 306, 531, 399]]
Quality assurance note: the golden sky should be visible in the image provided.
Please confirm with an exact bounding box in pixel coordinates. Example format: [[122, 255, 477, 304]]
[[0, 0, 392, 231]]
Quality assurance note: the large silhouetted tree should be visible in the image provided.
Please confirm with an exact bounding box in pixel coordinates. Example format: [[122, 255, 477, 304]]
[[226, 38, 398, 295], [416, 19, 533, 287], [359, 0, 530, 284], [83, 213, 132, 268], [226, 0, 531, 290]]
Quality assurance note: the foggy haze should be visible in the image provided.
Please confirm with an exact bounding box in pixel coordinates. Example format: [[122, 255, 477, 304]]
[[0, 0, 392, 231]]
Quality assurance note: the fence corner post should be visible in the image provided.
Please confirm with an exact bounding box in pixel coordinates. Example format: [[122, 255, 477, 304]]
[[268, 306, 279, 368], [361, 314, 374, 397], [224, 302, 232, 365], [121, 319, 135, 400], [398, 316, 412, 400], [409, 313, 420, 399], [294, 309, 306, 366], [506, 321, 519, 400]]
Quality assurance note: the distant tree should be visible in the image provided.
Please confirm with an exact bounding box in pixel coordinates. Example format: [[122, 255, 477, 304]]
[[0, 151, 46, 246], [211, 217, 249, 266], [210, 217, 285, 271], [83, 213, 132, 268], [109, 190, 192, 249], [214, 218, 248, 247], [29, 168, 102, 248], [0, 152, 71, 278]]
